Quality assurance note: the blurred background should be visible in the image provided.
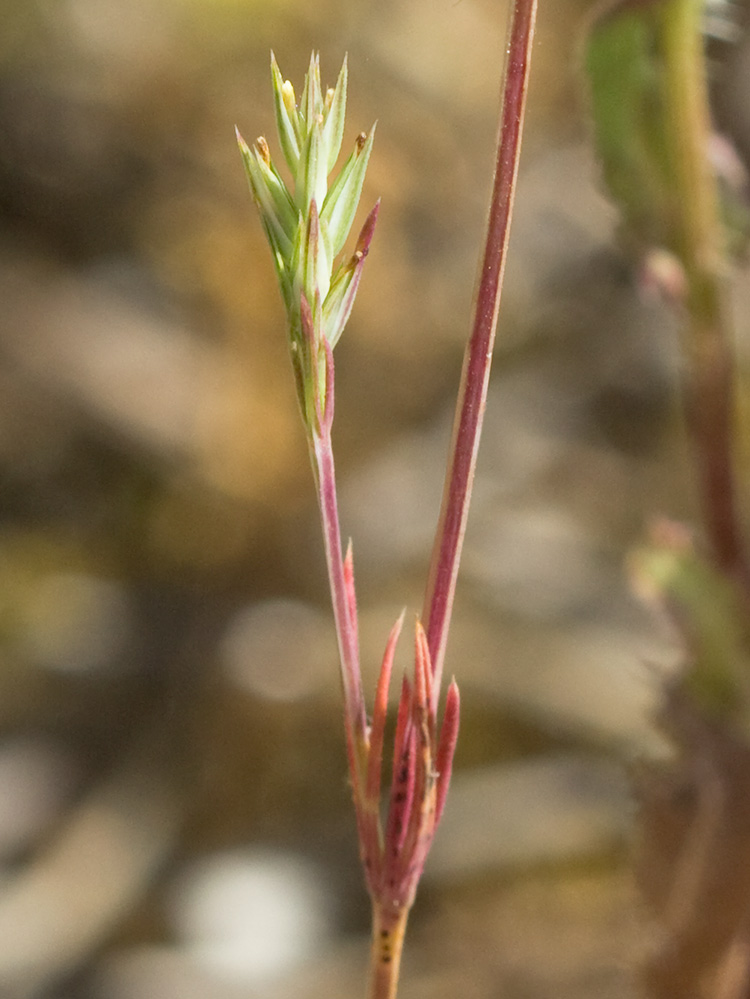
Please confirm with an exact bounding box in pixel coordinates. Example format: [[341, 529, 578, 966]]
[[0, 0, 748, 996]]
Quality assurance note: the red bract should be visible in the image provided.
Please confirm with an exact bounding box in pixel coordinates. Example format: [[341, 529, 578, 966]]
[[350, 616, 460, 912]]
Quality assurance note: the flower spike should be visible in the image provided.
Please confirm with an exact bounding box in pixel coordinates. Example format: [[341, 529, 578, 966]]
[[238, 53, 377, 438]]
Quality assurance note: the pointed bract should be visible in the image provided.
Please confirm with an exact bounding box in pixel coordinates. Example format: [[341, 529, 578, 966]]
[[237, 132, 295, 259], [322, 200, 379, 345], [343, 541, 359, 653], [296, 117, 327, 215], [271, 53, 301, 174], [386, 725, 417, 859], [321, 55, 348, 173], [321, 126, 376, 258], [301, 201, 331, 305], [318, 330, 335, 432], [300, 51, 322, 124], [366, 612, 405, 804]]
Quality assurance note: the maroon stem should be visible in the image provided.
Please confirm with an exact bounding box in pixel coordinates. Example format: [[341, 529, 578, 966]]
[[422, 0, 538, 701]]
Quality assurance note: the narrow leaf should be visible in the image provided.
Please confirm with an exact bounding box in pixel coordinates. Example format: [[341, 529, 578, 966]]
[[317, 326, 334, 432], [386, 727, 417, 858], [391, 675, 413, 785], [366, 612, 405, 804], [413, 620, 434, 731], [343, 541, 358, 656]]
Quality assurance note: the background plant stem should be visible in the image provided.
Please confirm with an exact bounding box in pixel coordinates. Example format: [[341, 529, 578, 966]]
[[663, 0, 749, 589], [422, 0, 538, 703]]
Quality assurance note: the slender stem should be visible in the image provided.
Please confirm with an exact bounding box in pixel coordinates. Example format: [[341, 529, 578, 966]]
[[422, 0, 538, 700], [366, 903, 409, 999], [312, 428, 368, 772], [663, 0, 749, 588]]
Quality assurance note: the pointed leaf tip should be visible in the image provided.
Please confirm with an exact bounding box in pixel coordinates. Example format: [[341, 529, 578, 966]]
[[355, 200, 380, 256], [321, 205, 377, 348], [321, 55, 349, 172], [271, 52, 301, 174]]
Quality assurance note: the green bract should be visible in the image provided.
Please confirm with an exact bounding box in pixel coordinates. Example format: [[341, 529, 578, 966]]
[[238, 52, 378, 433]]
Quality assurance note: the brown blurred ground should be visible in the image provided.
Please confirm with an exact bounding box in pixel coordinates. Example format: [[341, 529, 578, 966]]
[[0, 0, 748, 996]]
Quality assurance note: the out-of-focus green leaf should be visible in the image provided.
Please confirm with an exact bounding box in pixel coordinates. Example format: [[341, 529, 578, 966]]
[[630, 523, 750, 726], [585, 1, 678, 252], [584, 0, 749, 261]]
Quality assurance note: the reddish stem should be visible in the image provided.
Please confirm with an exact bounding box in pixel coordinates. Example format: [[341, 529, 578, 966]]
[[422, 0, 538, 701], [313, 428, 367, 773]]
